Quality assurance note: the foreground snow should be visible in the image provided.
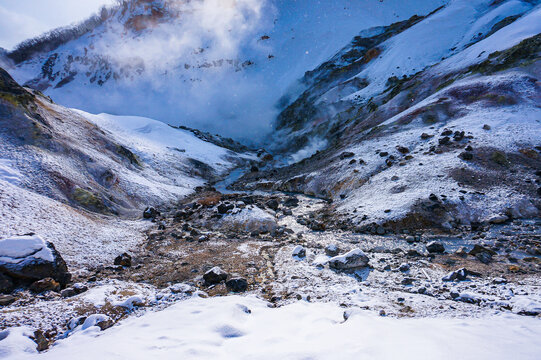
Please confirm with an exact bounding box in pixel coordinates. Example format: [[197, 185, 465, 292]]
[[4, 295, 541, 359]]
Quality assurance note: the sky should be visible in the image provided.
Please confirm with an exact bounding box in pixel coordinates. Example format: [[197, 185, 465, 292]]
[[0, 0, 116, 50]]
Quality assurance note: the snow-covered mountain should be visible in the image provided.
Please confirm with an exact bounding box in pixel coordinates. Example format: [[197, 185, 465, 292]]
[[6, 0, 446, 141], [235, 0, 541, 230]]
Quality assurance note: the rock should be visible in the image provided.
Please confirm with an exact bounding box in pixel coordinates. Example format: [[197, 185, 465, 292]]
[[396, 146, 409, 154], [29, 278, 60, 293], [401, 277, 414, 285], [114, 253, 132, 267], [328, 249, 369, 270], [475, 252, 492, 264], [32, 330, 49, 352], [426, 241, 445, 254], [250, 165, 259, 172], [376, 226, 386, 235], [0, 272, 14, 294], [405, 236, 416, 243], [459, 152, 473, 160], [203, 266, 228, 285], [265, 199, 279, 211], [339, 152, 355, 160], [292, 245, 306, 258], [81, 314, 114, 331], [0, 294, 16, 306], [283, 197, 299, 208], [469, 245, 496, 256], [493, 277, 507, 284], [420, 133, 432, 139], [60, 288, 77, 298], [325, 244, 340, 257], [379, 152, 389, 157], [0, 235, 71, 286], [439, 136, 451, 145], [226, 277, 248, 292], [399, 263, 410, 272], [483, 124, 491, 130], [442, 268, 480, 282], [60, 283, 88, 298], [217, 203, 234, 214], [143, 207, 159, 219], [454, 246, 468, 257], [488, 215, 509, 224]]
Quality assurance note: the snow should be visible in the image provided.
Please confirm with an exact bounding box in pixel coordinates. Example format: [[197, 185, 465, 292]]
[[0, 327, 37, 358], [219, 205, 277, 233], [76, 111, 236, 174], [0, 235, 54, 265], [436, 4, 541, 73], [0, 179, 147, 268], [6, 295, 541, 359], [0, 159, 21, 184]]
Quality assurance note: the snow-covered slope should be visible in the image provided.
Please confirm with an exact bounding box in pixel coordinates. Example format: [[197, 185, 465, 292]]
[[234, 0, 541, 230], [6, 0, 447, 141], [0, 67, 252, 266], [4, 295, 541, 359]]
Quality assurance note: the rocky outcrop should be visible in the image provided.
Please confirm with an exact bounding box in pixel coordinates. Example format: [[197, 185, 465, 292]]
[[0, 235, 71, 287]]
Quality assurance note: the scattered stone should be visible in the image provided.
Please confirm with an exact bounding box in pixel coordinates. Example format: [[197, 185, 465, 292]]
[[114, 253, 132, 267], [0, 235, 71, 286], [265, 199, 279, 211], [483, 124, 491, 130], [426, 241, 445, 254], [203, 267, 228, 285], [0, 294, 16, 306], [439, 136, 451, 145], [401, 277, 415, 285], [283, 197, 299, 208], [454, 246, 468, 257], [292, 245, 306, 258], [420, 133, 432, 139], [459, 152, 473, 160], [250, 165, 259, 172], [492, 277, 507, 285], [396, 146, 409, 154], [399, 263, 410, 272], [339, 152, 355, 160], [29, 277, 60, 293], [226, 277, 248, 292], [442, 268, 480, 282], [217, 203, 234, 214], [143, 207, 159, 219], [379, 152, 389, 157], [325, 244, 340, 257], [475, 252, 492, 264], [60, 283, 88, 298], [328, 249, 369, 270]]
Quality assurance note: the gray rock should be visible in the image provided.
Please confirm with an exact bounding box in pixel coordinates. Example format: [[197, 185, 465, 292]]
[[328, 249, 369, 270], [0, 273, 14, 294], [399, 263, 410, 272], [325, 244, 340, 257], [442, 268, 480, 282]]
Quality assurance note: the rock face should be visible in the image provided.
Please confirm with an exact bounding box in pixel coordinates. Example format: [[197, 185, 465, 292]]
[[0, 235, 71, 286], [328, 249, 369, 270], [203, 267, 228, 285]]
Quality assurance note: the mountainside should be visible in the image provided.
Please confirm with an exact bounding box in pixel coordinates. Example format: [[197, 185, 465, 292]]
[[1, 1, 540, 358], [6, 0, 446, 140], [235, 0, 541, 231]]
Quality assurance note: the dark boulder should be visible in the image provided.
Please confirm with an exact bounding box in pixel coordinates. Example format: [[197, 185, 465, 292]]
[[0, 235, 71, 286], [114, 253, 132, 267], [203, 266, 228, 285], [226, 277, 248, 292]]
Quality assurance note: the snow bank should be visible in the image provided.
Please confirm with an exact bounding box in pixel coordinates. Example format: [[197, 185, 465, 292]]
[[9, 295, 541, 360], [0, 159, 21, 185]]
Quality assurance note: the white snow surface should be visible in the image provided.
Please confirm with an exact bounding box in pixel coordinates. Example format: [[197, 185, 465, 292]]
[[4, 295, 541, 360], [0, 159, 21, 185], [0, 235, 53, 265]]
